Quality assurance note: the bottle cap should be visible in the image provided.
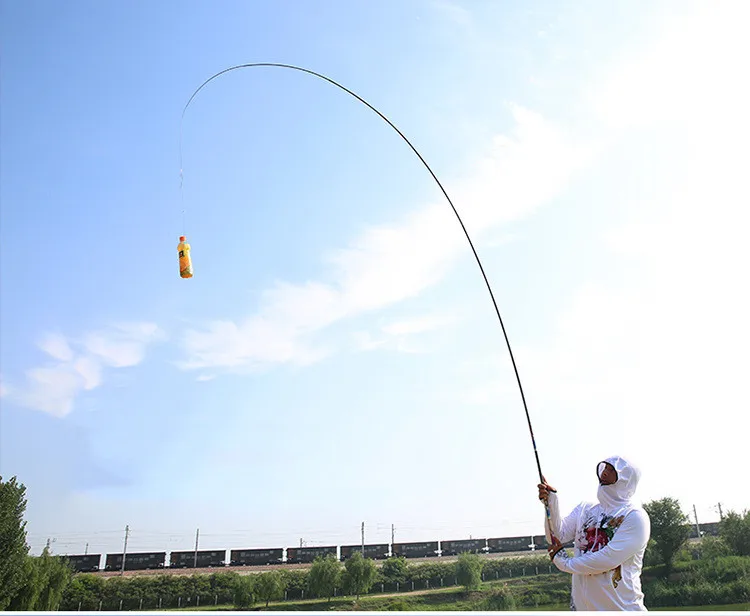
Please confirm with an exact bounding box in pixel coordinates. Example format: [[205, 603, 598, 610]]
[[179, 236, 186, 242]]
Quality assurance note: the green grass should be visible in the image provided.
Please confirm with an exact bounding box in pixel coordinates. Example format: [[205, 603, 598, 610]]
[[170, 597, 750, 612]]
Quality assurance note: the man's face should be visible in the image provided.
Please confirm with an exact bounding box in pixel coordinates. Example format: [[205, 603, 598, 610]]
[[598, 462, 618, 485]]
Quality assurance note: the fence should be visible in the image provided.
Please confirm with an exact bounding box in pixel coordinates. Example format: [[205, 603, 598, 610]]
[[68, 592, 236, 611]]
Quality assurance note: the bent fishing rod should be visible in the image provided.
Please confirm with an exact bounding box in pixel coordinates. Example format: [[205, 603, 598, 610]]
[[179, 63, 553, 528]]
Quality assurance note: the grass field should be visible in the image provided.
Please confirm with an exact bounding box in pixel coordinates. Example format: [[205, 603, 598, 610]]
[[170, 576, 750, 611]]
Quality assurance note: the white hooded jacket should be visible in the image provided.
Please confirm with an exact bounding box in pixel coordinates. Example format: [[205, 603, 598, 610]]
[[544, 455, 651, 611]]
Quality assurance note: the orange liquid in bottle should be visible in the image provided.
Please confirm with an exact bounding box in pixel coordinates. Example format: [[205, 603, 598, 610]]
[[178, 236, 193, 278]]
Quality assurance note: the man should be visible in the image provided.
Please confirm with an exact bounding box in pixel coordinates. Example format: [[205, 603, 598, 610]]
[[538, 455, 651, 611]]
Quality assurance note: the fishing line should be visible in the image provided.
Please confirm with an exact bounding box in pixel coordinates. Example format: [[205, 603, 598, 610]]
[[178, 62, 552, 536]]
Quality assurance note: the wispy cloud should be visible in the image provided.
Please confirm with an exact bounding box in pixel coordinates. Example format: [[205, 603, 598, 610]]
[[0, 376, 10, 399], [381, 315, 453, 336], [38, 333, 75, 362], [354, 314, 455, 354], [180, 105, 590, 373], [83, 322, 163, 368], [5, 323, 163, 418]]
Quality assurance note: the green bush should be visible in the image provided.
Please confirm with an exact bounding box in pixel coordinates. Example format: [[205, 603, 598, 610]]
[[688, 581, 723, 606], [719, 509, 750, 556], [279, 568, 309, 592], [644, 556, 750, 607], [482, 586, 517, 610], [699, 536, 733, 560], [726, 579, 750, 604], [690, 556, 750, 583], [404, 561, 454, 582], [481, 555, 552, 579], [516, 587, 571, 608], [380, 557, 407, 584], [455, 553, 482, 592], [521, 591, 546, 608], [233, 575, 255, 608]]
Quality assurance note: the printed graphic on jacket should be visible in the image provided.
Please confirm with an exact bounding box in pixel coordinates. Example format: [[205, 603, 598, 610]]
[[575, 513, 626, 588]]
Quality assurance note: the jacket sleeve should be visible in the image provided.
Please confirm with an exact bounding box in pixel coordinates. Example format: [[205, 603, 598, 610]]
[[544, 492, 580, 545], [552, 509, 649, 575]]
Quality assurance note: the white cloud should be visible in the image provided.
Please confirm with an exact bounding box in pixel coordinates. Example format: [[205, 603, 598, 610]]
[[83, 323, 164, 368], [5, 322, 162, 417], [13, 365, 87, 418], [0, 377, 11, 398], [196, 374, 215, 382], [463, 0, 750, 512], [587, 1, 750, 135], [353, 314, 455, 355], [381, 315, 454, 336], [73, 357, 102, 391], [181, 106, 590, 373], [38, 333, 75, 362]]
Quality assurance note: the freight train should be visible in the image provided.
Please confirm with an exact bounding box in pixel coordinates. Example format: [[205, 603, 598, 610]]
[[62, 535, 552, 573], [63, 521, 721, 574]]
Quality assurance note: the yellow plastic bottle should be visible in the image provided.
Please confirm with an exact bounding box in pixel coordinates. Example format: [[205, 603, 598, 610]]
[[178, 236, 193, 278]]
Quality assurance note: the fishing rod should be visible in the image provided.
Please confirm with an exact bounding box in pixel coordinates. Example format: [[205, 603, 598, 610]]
[[179, 62, 553, 532]]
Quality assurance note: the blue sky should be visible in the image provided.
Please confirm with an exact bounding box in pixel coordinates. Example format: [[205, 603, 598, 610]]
[[2, 0, 748, 557]]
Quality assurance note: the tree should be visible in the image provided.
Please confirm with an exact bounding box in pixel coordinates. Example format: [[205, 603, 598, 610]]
[[7, 547, 73, 610], [61, 574, 106, 610], [0, 475, 30, 610], [233, 574, 255, 609], [643, 497, 690, 571], [719, 509, 750, 556], [381, 556, 408, 584], [307, 555, 341, 603], [341, 552, 377, 600], [207, 570, 239, 604], [35, 547, 73, 610], [254, 570, 285, 607], [455, 552, 482, 592]]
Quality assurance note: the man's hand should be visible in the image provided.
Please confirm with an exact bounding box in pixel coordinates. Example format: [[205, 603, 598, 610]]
[[547, 536, 564, 561], [537, 477, 557, 502]]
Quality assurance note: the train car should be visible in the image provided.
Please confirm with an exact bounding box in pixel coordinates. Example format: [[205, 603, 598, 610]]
[[391, 541, 439, 559], [703, 521, 720, 537], [229, 548, 283, 566], [65, 554, 101, 573], [532, 535, 573, 550], [487, 536, 536, 554], [285, 546, 337, 564], [688, 521, 720, 539], [340, 544, 390, 561], [170, 550, 226, 568], [440, 538, 488, 556], [105, 552, 166, 571]]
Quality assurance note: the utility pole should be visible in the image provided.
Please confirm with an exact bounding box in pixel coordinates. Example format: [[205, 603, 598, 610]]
[[361, 522, 365, 556], [692, 505, 701, 538], [391, 524, 395, 546], [300, 538, 303, 548], [85, 542, 89, 555], [121, 525, 129, 575], [717, 503, 724, 520], [193, 528, 200, 568]]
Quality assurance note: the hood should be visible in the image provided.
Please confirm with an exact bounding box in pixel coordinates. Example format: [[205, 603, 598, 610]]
[[596, 455, 642, 514]]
